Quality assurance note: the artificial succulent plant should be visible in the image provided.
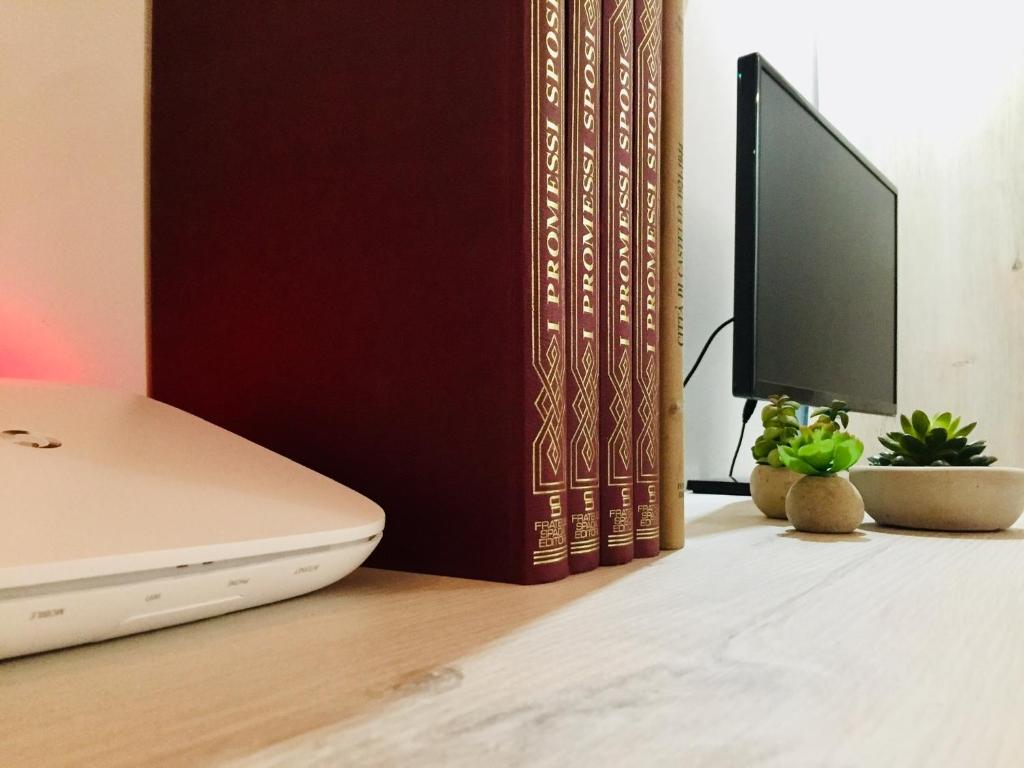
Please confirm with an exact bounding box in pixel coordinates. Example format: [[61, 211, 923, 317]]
[[810, 400, 850, 433], [778, 427, 864, 476], [868, 410, 997, 467], [751, 394, 801, 467]]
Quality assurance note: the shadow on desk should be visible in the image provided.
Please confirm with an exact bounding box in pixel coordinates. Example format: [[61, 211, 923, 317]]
[[688, 501, 873, 543], [686, 499, 788, 538], [0, 552, 657, 767], [778, 529, 870, 543], [860, 522, 1024, 540]]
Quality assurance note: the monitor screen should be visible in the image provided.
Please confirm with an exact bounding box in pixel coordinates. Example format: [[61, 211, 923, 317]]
[[733, 53, 898, 415]]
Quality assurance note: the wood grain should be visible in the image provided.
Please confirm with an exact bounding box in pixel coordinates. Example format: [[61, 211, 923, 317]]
[[5, 495, 1024, 766]]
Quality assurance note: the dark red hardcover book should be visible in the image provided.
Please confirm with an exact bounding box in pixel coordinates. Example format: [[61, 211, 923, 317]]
[[632, 0, 663, 557], [566, 0, 602, 574], [149, 0, 570, 584], [598, 0, 635, 566]]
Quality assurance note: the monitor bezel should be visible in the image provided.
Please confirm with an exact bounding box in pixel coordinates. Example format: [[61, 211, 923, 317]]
[[732, 52, 899, 416]]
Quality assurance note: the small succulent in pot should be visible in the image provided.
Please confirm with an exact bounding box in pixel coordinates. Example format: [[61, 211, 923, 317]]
[[779, 427, 865, 533], [810, 400, 850, 434], [749, 394, 802, 520], [751, 394, 801, 467], [868, 410, 997, 467], [779, 427, 864, 476]]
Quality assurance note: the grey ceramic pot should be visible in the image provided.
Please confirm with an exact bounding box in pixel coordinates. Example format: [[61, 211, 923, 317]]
[[850, 466, 1024, 531]]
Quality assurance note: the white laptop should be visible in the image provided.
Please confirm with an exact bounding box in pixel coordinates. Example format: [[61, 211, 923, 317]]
[[0, 379, 384, 660]]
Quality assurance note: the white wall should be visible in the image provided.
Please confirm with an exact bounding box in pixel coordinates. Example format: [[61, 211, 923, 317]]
[[815, 0, 1024, 467], [0, 1, 147, 392], [682, 0, 817, 481], [683, 0, 1024, 477]]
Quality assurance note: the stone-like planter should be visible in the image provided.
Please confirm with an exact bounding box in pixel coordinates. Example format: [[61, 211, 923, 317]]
[[849, 466, 1024, 531], [785, 475, 864, 534], [750, 464, 802, 519]]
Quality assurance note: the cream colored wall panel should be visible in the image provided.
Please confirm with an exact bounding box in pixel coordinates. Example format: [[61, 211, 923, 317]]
[[817, 0, 1024, 466], [0, 1, 147, 391]]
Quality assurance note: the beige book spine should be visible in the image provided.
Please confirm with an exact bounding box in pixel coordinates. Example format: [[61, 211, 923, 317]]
[[658, 0, 686, 549]]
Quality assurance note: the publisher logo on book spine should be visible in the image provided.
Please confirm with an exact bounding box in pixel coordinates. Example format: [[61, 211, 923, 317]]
[[1, 429, 62, 449]]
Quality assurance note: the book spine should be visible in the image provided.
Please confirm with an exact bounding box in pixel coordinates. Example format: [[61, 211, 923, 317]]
[[632, 0, 662, 558], [565, 0, 602, 574], [524, 0, 570, 583], [658, 0, 685, 549], [599, 0, 635, 566]]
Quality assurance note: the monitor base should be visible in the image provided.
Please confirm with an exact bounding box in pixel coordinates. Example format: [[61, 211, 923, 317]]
[[687, 477, 751, 496]]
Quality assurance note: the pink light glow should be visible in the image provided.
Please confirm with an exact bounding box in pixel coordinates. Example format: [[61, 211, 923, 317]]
[[0, 294, 83, 382]]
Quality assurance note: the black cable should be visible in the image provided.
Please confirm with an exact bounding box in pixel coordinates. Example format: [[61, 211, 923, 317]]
[[728, 398, 758, 480], [684, 317, 734, 388], [682, 315, 751, 479]]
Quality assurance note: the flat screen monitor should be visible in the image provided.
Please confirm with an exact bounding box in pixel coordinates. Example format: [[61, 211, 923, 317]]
[[733, 52, 898, 415]]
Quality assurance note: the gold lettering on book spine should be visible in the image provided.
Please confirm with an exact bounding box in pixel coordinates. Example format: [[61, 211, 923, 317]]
[[604, 0, 633, 487], [569, 0, 601, 493], [634, 0, 661, 490], [531, 0, 569, 567]]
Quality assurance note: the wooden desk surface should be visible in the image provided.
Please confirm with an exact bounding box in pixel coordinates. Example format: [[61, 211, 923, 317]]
[[5, 495, 1024, 767]]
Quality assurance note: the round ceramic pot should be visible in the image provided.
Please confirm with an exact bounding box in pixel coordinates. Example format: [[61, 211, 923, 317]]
[[785, 474, 864, 534], [750, 464, 802, 519], [849, 466, 1024, 531]]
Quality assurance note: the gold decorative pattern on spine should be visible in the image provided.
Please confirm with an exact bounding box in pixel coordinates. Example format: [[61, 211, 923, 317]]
[[533, 544, 569, 565], [610, 339, 631, 470], [636, 342, 658, 475], [571, 345, 599, 473], [530, 0, 568, 569], [535, 336, 565, 477], [569, 0, 600, 492], [530, 0, 567, 497], [604, 0, 633, 486], [634, 0, 662, 508]]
